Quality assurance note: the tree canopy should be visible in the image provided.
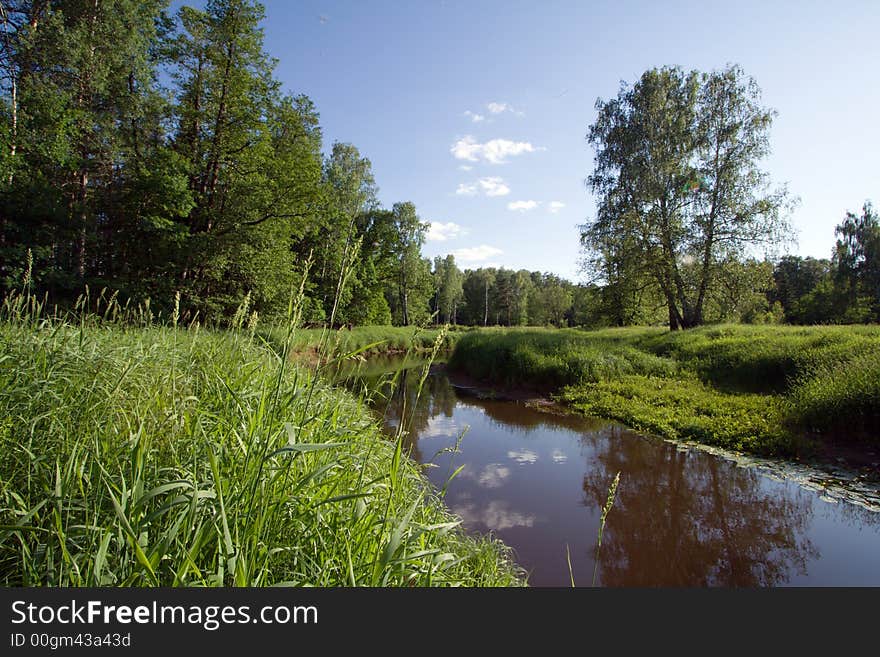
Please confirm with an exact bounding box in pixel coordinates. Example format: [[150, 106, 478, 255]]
[[582, 65, 793, 329]]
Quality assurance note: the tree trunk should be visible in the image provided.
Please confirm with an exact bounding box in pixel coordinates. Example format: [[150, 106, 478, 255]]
[[668, 306, 680, 330], [399, 266, 409, 325], [483, 279, 489, 326], [206, 36, 237, 211], [76, 170, 88, 280], [6, 65, 15, 184]]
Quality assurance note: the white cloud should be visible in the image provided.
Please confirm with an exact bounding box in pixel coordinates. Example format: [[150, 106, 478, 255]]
[[451, 245, 503, 263], [478, 176, 510, 197], [451, 136, 482, 162], [508, 448, 538, 465], [548, 201, 566, 213], [455, 176, 509, 197], [487, 102, 510, 114], [450, 136, 541, 164], [507, 200, 538, 212], [458, 165, 473, 172], [427, 222, 465, 242], [463, 110, 485, 123], [486, 102, 524, 117]]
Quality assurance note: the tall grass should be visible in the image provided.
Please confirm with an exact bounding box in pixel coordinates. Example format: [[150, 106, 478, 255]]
[[449, 325, 880, 456], [0, 290, 523, 587], [264, 325, 464, 364], [592, 471, 620, 588]]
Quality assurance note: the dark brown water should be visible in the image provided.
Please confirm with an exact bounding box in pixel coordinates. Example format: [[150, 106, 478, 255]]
[[344, 357, 880, 587]]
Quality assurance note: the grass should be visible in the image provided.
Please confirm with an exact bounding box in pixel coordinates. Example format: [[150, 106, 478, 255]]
[[449, 324, 880, 457], [263, 325, 467, 364], [0, 292, 523, 587]]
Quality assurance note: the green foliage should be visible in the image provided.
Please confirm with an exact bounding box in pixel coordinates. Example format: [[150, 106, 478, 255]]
[[0, 0, 176, 297], [0, 296, 522, 586]]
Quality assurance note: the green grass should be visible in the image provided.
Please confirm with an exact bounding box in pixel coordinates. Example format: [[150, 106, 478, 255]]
[[0, 294, 523, 587], [261, 325, 467, 364], [449, 324, 880, 456]]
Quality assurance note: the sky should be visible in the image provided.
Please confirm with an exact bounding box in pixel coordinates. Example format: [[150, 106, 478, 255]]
[[245, 0, 877, 282]]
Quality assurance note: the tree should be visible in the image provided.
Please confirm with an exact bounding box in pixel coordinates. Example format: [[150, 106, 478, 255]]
[[170, 0, 324, 318], [346, 206, 402, 325], [527, 272, 573, 326], [0, 0, 176, 298], [0, 0, 425, 328], [706, 257, 776, 323], [771, 255, 834, 323], [833, 202, 879, 321], [432, 254, 463, 324], [317, 142, 379, 325], [569, 284, 602, 327], [386, 201, 430, 325], [542, 277, 573, 326], [460, 267, 496, 326], [582, 65, 792, 329], [772, 256, 830, 310]]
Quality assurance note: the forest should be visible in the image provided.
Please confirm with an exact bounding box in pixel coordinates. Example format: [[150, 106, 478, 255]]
[[1, 1, 876, 330]]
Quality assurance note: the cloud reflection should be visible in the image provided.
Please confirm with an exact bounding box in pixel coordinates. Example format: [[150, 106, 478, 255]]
[[508, 448, 538, 465], [421, 416, 462, 439], [453, 500, 536, 530], [477, 463, 511, 489]]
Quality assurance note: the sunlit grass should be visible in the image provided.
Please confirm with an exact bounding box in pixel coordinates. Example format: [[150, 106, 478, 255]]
[[450, 324, 880, 456], [0, 291, 524, 587]]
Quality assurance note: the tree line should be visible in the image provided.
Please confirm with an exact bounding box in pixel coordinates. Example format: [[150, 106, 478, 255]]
[[430, 262, 577, 327], [433, 215, 880, 328], [1, 3, 875, 329]]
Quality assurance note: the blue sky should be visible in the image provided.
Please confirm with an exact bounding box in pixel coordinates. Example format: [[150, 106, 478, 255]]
[[251, 0, 877, 281]]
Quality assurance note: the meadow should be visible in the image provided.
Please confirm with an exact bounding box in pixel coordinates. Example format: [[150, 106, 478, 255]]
[[0, 294, 523, 587], [449, 325, 880, 457]]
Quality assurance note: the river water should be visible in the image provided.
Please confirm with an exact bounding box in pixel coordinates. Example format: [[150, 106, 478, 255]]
[[342, 356, 880, 586]]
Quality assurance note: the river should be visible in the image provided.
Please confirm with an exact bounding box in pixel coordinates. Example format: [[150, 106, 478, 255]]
[[340, 355, 880, 586]]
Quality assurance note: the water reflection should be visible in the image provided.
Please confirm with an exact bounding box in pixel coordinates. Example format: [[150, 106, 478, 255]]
[[342, 359, 880, 587], [580, 428, 818, 586]]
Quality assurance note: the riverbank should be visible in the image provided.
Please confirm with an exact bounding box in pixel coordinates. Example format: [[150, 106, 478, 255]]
[[0, 301, 524, 586], [448, 325, 880, 475]]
